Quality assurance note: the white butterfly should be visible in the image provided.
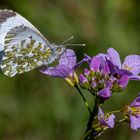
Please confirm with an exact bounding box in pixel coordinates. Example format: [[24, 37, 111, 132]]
[[0, 9, 66, 77]]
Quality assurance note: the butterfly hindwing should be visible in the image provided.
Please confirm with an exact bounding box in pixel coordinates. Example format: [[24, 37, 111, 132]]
[[0, 25, 52, 77]]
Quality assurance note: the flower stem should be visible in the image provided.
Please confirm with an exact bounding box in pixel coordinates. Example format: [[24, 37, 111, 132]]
[[84, 95, 99, 140], [75, 85, 92, 114], [88, 89, 95, 96]]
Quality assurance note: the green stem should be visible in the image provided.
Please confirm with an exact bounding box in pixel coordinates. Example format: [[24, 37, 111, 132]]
[[88, 89, 95, 96], [84, 96, 99, 140], [75, 85, 92, 114]]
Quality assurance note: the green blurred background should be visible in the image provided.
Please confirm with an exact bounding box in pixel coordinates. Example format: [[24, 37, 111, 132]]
[[0, 0, 140, 140]]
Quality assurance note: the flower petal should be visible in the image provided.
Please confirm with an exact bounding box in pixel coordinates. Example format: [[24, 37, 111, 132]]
[[106, 114, 115, 128], [84, 54, 91, 62], [131, 95, 140, 107], [96, 53, 109, 60], [102, 59, 110, 74], [98, 107, 104, 120], [98, 108, 115, 128], [118, 75, 129, 89], [106, 60, 119, 74], [129, 75, 140, 81], [90, 57, 100, 71], [40, 64, 71, 78], [122, 55, 140, 75], [97, 87, 112, 101], [107, 48, 121, 69], [59, 49, 76, 69], [75, 54, 91, 69], [130, 115, 140, 130]]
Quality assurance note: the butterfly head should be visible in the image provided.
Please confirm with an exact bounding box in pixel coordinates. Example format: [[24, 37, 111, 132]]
[[50, 36, 85, 56], [50, 43, 66, 59], [48, 36, 85, 64], [55, 45, 66, 56]]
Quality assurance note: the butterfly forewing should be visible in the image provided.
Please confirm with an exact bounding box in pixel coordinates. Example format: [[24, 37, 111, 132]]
[[0, 9, 48, 47]]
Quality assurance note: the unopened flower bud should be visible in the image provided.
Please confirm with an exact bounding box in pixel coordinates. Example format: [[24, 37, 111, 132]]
[[97, 80, 104, 89], [91, 82, 97, 91], [79, 74, 89, 88], [84, 68, 91, 77]]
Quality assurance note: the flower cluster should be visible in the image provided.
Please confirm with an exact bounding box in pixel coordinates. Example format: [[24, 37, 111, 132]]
[[79, 55, 113, 102], [79, 48, 140, 102], [40, 47, 140, 139], [92, 107, 115, 131]]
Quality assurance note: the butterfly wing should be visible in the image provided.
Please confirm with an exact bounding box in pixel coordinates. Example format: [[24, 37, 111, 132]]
[[0, 9, 65, 77], [0, 25, 52, 77], [0, 9, 48, 50], [0, 9, 54, 77]]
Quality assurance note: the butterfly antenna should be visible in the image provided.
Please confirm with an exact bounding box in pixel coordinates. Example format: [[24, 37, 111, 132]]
[[64, 43, 86, 47], [61, 36, 74, 45]]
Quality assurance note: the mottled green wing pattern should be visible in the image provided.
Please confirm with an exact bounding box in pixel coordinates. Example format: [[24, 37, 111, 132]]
[[0, 26, 51, 77]]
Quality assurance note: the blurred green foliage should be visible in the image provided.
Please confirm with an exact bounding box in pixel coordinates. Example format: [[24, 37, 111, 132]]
[[0, 0, 139, 140]]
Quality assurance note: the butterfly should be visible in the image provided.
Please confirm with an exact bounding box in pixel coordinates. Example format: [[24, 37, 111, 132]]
[[0, 9, 68, 77]]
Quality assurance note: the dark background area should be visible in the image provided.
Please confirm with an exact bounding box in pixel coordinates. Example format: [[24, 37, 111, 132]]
[[0, 0, 140, 140]]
